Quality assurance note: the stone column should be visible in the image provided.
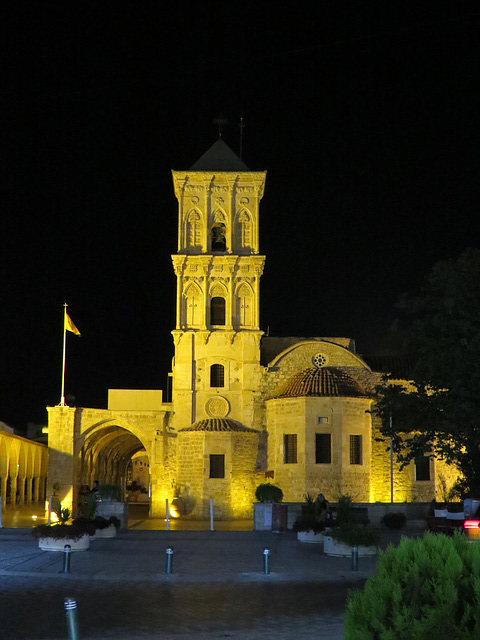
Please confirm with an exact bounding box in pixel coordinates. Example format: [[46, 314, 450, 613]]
[[0, 476, 6, 509], [17, 475, 26, 505], [47, 405, 78, 514], [10, 476, 17, 507], [26, 477, 33, 505], [33, 476, 41, 503]]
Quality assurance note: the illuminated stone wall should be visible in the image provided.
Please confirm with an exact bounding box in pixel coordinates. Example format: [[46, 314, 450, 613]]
[[44, 143, 448, 520], [266, 394, 372, 503], [177, 430, 258, 519]]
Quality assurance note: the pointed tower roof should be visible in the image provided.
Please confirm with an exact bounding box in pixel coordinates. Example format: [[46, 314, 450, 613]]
[[190, 139, 250, 171]]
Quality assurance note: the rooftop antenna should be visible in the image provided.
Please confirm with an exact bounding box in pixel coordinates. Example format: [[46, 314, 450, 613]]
[[239, 115, 245, 160], [212, 112, 228, 138]]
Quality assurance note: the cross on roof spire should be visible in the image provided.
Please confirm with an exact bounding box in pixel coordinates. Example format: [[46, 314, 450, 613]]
[[212, 112, 228, 138]]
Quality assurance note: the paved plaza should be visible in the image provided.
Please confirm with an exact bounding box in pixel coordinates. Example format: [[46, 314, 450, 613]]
[[0, 505, 416, 639]]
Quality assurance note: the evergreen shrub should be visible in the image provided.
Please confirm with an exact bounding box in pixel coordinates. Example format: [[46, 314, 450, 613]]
[[344, 532, 480, 639], [255, 483, 283, 503], [381, 511, 407, 530]]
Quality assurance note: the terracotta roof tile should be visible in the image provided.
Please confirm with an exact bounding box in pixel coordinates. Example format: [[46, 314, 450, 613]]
[[180, 418, 258, 433]]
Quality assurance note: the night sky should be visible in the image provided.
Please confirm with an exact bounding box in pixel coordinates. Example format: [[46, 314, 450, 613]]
[[2, 2, 479, 431]]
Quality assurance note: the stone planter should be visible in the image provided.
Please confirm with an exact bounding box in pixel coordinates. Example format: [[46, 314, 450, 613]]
[[94, 524, 117, 538], [297, 530, 325, 543], [38, 534, 90, 552], [96, 501, 128, 529], [323, 535, 376, 557]]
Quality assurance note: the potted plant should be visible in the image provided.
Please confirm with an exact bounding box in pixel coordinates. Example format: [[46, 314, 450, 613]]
[[293, 493, 326, 543], [32, 501, 95, 551], [98, 483, 122, 501], [73, 492, 120, 538], [93, 515, 121, 538], [324, 495, 379, 557], [95, 484, 127, 528], [254, 483, 284, 531]]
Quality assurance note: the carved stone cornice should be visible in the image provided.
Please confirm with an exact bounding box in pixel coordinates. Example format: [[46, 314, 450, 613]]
[[171, 255, 187, 276]]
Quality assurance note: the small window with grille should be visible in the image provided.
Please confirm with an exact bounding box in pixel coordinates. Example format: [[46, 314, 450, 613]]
[[316, 416, 329, 424], [283, 434, 297, 464], [315, 433, 331, 464], [349, 435, 362, 465], [209, 454, 225, 478], [210, 364, 225, 387]]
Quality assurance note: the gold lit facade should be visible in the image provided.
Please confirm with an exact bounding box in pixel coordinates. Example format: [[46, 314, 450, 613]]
[[47, 140, 439, 519]]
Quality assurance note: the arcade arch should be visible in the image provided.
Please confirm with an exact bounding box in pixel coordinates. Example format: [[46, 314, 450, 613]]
[[0, 431, 47, 510], [77, 425, 149, 506]]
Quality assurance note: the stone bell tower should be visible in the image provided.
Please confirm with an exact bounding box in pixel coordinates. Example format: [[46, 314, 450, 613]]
[[171, 139, 266, 430]]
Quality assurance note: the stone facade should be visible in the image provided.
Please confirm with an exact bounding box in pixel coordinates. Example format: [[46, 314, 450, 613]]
[[47, 139, 443, 520]]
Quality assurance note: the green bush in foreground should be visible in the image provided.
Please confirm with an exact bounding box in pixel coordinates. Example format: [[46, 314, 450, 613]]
[[345, 532, 480, 639]]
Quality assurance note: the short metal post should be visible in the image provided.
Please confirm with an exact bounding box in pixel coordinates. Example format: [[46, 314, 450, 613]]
[[210, 498, 214, 532], [351, 545, 358, 571], [64, 598, 79, 640], [48, 497, 52, 525], [165, 545, 173, 574], [63, 544, 72, 573], [263, 548, 270, 575]]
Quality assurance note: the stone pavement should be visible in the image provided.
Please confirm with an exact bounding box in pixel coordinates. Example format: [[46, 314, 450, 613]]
[[0, 527, 378, 583], [0, 527, 381, 639], [0, 517, 423, 639]]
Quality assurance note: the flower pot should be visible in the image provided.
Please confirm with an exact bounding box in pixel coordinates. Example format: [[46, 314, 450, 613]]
[[297, 530, 325, 543], [38, 534, 90, 552], [94, 524, 117, 538], [323, 535, 376, 557]]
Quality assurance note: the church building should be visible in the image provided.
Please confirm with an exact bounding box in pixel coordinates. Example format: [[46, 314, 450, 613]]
[[47, 139, 442, 519]]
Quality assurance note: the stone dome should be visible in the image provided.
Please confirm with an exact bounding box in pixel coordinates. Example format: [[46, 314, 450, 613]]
[[273, 367, 365, 399], [180, 418, 258, 433]]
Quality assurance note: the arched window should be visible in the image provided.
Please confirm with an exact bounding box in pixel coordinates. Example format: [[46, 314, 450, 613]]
[[236, 283, 253, 327], [184, 283, 201, 327], [210, 364, 225, 387], [238, 211, 252, 249], [211, 223, 226, 251], [211, 296, 225, 325], [186, 211, 201, 249]]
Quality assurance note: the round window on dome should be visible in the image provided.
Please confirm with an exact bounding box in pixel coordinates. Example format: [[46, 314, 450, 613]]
[[312, 353, 328, 368]]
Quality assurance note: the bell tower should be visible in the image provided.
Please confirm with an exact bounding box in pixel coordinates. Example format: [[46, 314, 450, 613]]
[[171, 139, 266, 429]]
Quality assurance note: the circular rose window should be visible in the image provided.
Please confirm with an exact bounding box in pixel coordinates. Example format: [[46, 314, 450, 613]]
[[206, 396, 230, 418], [312, 353, 328, 368]]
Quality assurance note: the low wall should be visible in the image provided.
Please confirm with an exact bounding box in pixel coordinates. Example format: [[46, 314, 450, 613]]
[[254, 501, 431, 531]]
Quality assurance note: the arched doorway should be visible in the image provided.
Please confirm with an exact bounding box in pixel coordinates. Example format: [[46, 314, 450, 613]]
[[78, 425, 150, 515]]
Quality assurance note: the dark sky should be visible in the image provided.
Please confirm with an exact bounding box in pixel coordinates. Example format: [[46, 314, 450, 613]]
[[2, 2, 479, 430]]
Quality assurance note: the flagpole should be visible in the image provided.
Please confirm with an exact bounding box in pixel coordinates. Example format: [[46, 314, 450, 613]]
[[60, 303, 67, 406]]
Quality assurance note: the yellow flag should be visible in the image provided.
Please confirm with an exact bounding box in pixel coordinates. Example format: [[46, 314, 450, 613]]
[[65, 312, 81, 336]]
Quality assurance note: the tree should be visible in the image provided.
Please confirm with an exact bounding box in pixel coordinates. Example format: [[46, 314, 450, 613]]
[[345, 533, 480, 639], [375, 248, 480, 497]]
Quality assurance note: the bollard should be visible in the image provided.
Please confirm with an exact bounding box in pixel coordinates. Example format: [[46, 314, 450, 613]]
[[165, 546, 173, 574], [64, 598, 79, 640], [351, 545, 358, 571], [63, 544, 72, 573], [263, 548, 270, 575]]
